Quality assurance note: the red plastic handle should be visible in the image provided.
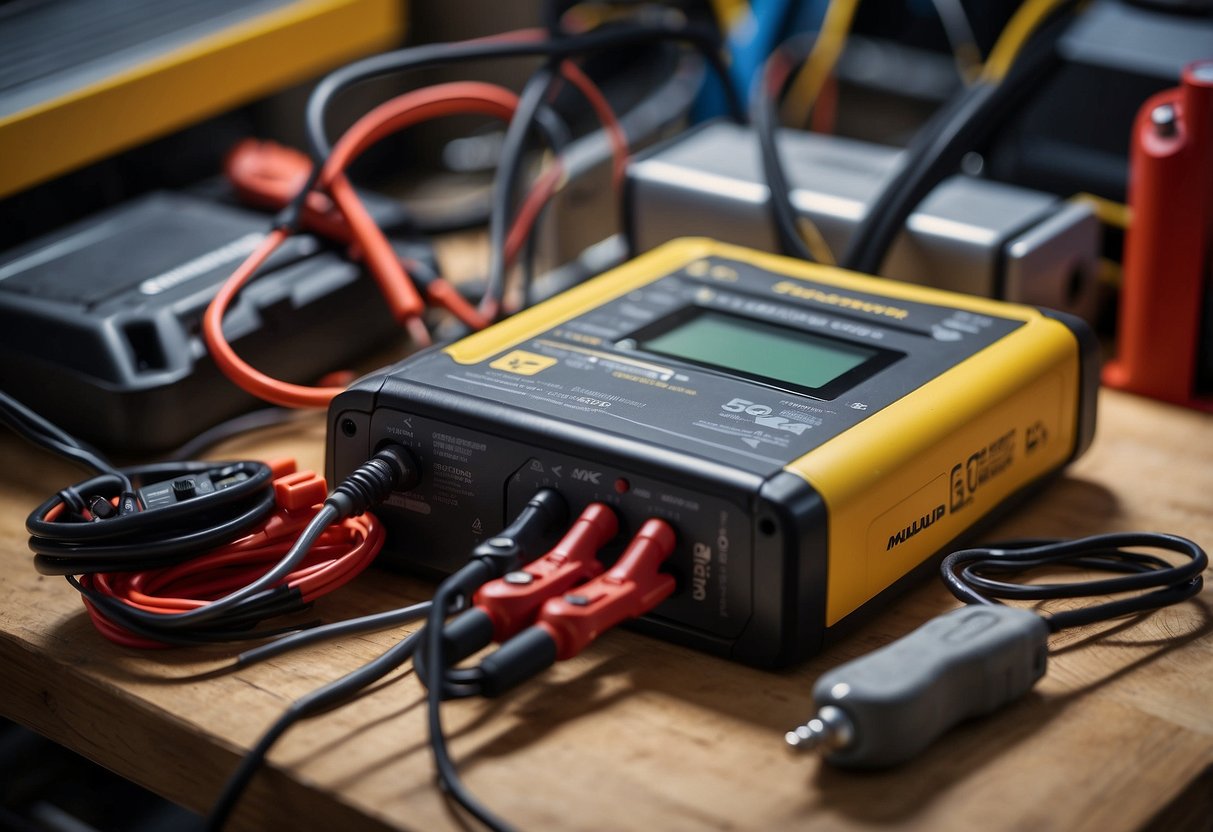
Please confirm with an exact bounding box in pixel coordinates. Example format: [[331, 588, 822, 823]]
[[474, 503, 618, 641], [535, 518, 677, 660], [1103, 61, 1213, 409]]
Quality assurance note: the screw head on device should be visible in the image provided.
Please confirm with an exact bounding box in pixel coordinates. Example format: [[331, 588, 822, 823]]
[[1151, 104, 1177, 137]]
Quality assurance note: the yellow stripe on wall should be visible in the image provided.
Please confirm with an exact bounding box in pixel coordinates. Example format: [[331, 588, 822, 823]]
[[1, 0, 403, 198]]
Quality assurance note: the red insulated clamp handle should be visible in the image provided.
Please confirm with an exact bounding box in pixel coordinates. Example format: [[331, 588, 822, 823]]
[[535, 518, 677, 660], [474, 503, 618, 642]]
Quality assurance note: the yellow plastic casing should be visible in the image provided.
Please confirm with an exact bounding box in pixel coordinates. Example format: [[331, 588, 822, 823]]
[[1, 0, 403, 198], [447, 239, 1083, 628]]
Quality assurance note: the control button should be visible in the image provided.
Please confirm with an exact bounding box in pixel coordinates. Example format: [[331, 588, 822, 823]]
[[564, 593, 591, 606], [504, 571, 534, 585]]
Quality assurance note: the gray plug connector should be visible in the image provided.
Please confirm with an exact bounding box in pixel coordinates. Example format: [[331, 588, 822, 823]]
[[787, 605, 1049, 768]]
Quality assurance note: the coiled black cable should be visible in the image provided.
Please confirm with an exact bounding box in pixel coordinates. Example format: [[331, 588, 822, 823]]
[[28, 461, 276, 575], [942, 533, 1208, 632], [67, 446, 416, 640]]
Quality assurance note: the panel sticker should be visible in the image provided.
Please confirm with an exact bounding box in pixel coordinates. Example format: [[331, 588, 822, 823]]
[[490, 350, 558, 375]]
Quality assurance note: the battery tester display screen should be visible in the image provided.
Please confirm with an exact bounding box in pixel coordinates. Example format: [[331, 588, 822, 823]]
[[636, 309, 895, 397]]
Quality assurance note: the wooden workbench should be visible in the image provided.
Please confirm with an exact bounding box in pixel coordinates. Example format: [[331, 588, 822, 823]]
[[1, 388, 1211, 831]]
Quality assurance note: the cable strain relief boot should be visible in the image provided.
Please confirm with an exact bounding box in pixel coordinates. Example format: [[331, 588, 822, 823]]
[[479, 627, 559, 697], [327, 445, 419, 517]]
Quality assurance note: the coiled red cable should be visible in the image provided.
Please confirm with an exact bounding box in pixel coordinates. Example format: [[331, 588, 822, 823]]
[[78, 468, 386, 649], [203, 39, 627, 410]]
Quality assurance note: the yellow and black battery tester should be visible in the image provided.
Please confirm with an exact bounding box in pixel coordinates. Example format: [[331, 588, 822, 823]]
[[328, 239, 1098, 668]]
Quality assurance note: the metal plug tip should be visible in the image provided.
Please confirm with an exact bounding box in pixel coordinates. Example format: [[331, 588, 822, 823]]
[[784, 706, 854, 753], [785, 719, 827, 751]]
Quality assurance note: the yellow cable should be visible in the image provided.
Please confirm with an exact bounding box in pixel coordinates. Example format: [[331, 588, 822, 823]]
[[708, 0, 751, 32], [1071, 192, 1130, 230], [781, 0, 862, 126], [796, 216, 837, 266], [980, 0, 1068, 82], [953, 42, 984, 85], [1097, 257, 1122, 288]]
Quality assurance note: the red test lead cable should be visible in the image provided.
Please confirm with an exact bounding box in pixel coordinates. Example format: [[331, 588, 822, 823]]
[[474, 518, 676, 696], [204, 82, 529, 409], [208, 45, 631, 410]]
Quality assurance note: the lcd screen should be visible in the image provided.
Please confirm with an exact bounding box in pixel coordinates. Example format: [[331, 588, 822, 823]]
[[638, 310, 880, 392]]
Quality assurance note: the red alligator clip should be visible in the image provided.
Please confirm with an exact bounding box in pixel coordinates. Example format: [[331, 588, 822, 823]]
[[475, 502, 618, 641], [535, 518, 676, 660]]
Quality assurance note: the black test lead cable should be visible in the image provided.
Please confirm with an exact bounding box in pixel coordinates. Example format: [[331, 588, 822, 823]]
[[753, 32, 833, 265], [424, 490, 568, 832], [786, 532, 1207, 768], [303, 20, 743, 161], [839, 2, 1080, 276], [0, 389, 123, 489], [206, 492, 566, 831], [273, 18, 744, 236], [205, 626, 428, 832], [484, 62, 568, 318], [4, 389, 280, 580]]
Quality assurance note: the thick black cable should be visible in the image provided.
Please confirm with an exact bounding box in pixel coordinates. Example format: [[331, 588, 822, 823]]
[[425, 563, 514, 832], [411, 640, 485, 700], [105, 447, 411, 633], [31, 490, 276, 574], [485, 64, 563, 320], [49, 447, 414, 645], [28, 461, 273, 540], [73, 577, 306, 640], [215, 490, 561, 829], [68, 577, 311, 646], [206, 630, 423, 831], [840, 5, 1077, 275], [423, 490, 566, 830], [0, 389, 126, 489], [542, 0, 566, 38], [941, 533, 1208, 633], [754, 33, 821, 263], [235, 601, 431, 667], [26, 461, 277, 574], [67, 505, 337, 635], [303, 20, 742, 164], [168, 407, 307, 461], [518, 204, 544, 311]]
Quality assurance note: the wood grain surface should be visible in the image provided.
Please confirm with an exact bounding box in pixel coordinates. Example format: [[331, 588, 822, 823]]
[[1, 390, 1211, 831]]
